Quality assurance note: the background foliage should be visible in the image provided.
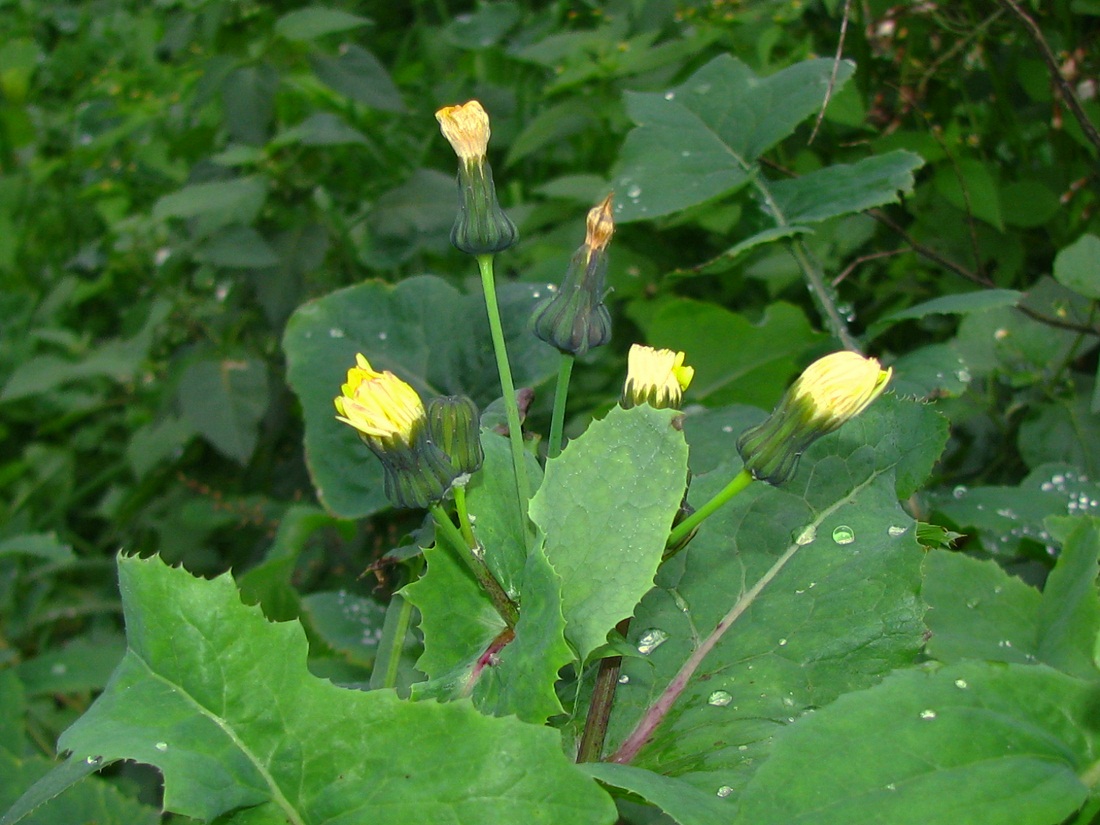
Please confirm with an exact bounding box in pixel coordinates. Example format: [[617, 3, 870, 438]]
[[2, 0, 1099, 822]]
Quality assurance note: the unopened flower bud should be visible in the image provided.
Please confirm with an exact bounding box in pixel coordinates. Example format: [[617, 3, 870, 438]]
[[335, 354, 459, 508], [737, 351, 892, 485], [532, 194, 614, 356], [622, 344, 694, 410], [436, 101, 517, 256], [427, 395, 484, 476]]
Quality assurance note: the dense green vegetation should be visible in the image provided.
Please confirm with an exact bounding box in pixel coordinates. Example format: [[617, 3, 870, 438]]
[[2, 1, 1099, 823]]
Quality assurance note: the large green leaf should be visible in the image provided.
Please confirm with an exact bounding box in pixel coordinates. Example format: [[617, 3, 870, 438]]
[[51, 555, 615, 824], [612, 55, 854, 222], [731, 662, 1097, 825], [283, 275, 558, 518], [274, 7, 370, 41], [765, 151, 924, 224], [629, 298, 826, 408], [928, 515, 1100, 677], [1054, 233, 1100, 300], [530, 405, 689, 660], [734, 664, 1095, 825], [605, 396, 947, 796]]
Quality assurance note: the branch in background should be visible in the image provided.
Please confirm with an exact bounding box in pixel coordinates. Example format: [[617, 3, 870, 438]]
[[996, 0, 1100, 155], [866, 208, 992, 287], [809, 0, 853, 145]]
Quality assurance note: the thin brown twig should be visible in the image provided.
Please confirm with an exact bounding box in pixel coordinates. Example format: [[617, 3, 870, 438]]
[[995, 0, 1100, 154], [832, 249, 906, 286], [809, 0, 853, 145], [866, 208, 992, 287]]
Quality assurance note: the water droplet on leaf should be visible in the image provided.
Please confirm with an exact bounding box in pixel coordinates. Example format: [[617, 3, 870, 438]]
[[716, 785, 734, 798], [831, 525, 855, 545], [708, 690, 733, 707], [919, 709, 937, 720], [636, 628, 669, 655], [794, 525, 817, 545]]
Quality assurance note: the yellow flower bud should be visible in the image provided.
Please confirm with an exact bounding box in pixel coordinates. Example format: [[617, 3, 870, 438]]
[[435, 101, 490, 163], [737, 351, 892, 485], [621, 344, 694, 410], [334, 354, 424, 446], [435, 100, 517, 256], [334, 354, 459, 509]]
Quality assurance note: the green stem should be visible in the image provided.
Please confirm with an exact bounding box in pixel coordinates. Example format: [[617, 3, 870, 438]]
[[576, 618, 630, 762], [476, 253, 532, 529], [431, 503, 519, 627], [369, 556, 423, 691], [666, 468, 754, 549], [453, 483, 478, 550], [548, 353, 575, 459]]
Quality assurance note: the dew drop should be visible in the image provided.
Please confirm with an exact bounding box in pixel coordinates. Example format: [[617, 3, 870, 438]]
[[85, 755, 102, 765], [626, 184, 642, 199], [887, 525, 908, 537], [952, 485, 968, 499], [716, 785, 734, 798], [378, 331, 388, 341], [694, 83, 712, 94], [708, 690, 733, 707], [664, 91, 676, 100], [636, 628, 669, 655], [721, 425, 733, 433], [681, 150, 692, 157], [778, 638, 788, 647], [618, 674, 630, 684], [50, 663, 67, 675], [956, 368, 972, 383], [886, 783, 897, 791], [155, 742, 168, 752], [954, 679, 968, 689], [918, 709, 937, 720], [328, 328, 345, 338], [794, 525, 817, 545], [831, 525, 855, 545]]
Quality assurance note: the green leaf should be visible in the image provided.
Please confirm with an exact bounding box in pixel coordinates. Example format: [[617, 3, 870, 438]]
[[612, 55, 854, 222], [177, 355, 269, 464], [868, 289, 1022, 340], [766, 151, 924, 224], [1038, 516, 1100, 678], [152, 177, 267, 231], [1053, 233, 1100, 299], [0, 533, 74, 563], [465, 430, 543, 598], [629, 298, 826, 408], [693, 226, 814, 277], [54, 555, 616, 824], [606, 397, 946, 794], [922, 551, 1042, 665], [731, 662, 1096, 825], [310, 46, 404, 112], [282, 276, 558, 518], [221, 64, 278, 146], [581, 763, 730, 825], [15, 635, 126, 696], [1018, 387, 1100, 478], [1001, 180, 1061, 228], [934, 159, 1004, 231], [272, 112, 368, 147], [274, 7, 371, 41], [300, 591, 387, 668], [196, 225, 280, 268], [530, 405, 689, 660]]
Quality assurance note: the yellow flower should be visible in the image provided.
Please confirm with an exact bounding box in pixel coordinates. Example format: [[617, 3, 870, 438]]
[[435, 100, 490, 163], [334, 354, 425, 446], [737, 351, 892, 485], [584, 193, 615, 257], [794, 351, 893, 428], [622, 344, 694, 410]]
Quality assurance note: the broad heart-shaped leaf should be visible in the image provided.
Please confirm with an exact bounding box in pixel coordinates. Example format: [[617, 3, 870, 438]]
[[283, 275, 558, 518], [54, 555, 615, 825], [605, 396, 948, 797], [923, 515, 1100, 679], [764, 151, 924, 224], [731, 662, 1099, 825], [612, 55, 854, 223], [530, 405, 690, 661]]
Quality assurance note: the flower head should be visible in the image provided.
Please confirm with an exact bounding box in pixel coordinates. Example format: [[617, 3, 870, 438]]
[[335, 354, 424, 447], [737, 351, 892, 485], [532, 194, 615, 356], [435, 100, 517, 256], [622, 344, 694, 410], [334, 354, 459, 508], [436, 101, 490, 163]]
